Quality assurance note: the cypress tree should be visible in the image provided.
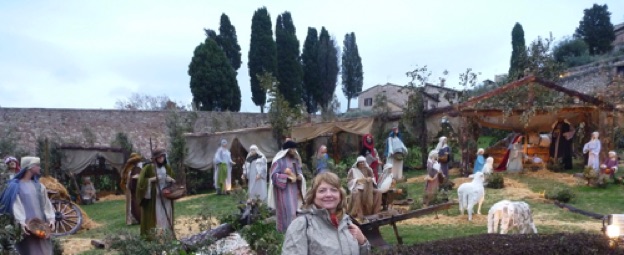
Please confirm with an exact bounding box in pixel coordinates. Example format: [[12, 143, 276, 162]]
[[248, 7, 277, 113], [317, 27, 340, 112], [508, 22, 527, 81], [275, 12, 303, 107], [216, 13, 242, 70], [341, 32, 363, 110], [188, 38, 241, 112], [301, 27, 321, 113]]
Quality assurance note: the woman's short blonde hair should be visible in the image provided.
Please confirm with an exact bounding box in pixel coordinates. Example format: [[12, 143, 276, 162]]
[[303, 172, 347, 218]]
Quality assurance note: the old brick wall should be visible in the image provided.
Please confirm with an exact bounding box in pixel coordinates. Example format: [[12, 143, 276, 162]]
[[0, 108, 269, 157]]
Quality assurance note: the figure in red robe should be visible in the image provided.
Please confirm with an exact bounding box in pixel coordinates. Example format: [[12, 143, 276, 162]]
[[360, 134, 381, 181]]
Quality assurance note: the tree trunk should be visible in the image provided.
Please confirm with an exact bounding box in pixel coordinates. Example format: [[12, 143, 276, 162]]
[[347, 97, 351, 110], [260, 105, 264, 113]]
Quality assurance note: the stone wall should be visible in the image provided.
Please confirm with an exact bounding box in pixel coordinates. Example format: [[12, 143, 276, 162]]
[[0, 108, 269, 157], [559, 57, 624, 94]]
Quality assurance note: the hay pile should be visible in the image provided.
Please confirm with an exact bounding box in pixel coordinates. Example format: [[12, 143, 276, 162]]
[[39, 176, 100, 230], [523, 169, 581, 186]]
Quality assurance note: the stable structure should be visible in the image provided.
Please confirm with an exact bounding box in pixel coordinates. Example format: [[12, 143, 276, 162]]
[[425, 76, 620, 171]]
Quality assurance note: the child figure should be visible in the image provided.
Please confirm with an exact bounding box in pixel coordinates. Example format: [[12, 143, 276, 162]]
[[482, 157, 494, 175], [473, 148, 485, 174], [424, 151, 442, 207], [602, 151, 619, 180]]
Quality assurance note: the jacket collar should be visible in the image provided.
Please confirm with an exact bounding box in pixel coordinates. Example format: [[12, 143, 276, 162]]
[[298, 206, 350, 229]]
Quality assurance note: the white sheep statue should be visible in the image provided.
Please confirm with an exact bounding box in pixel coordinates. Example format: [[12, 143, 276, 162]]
[[457, 172, 485, 221], [487, 200, 537, 234]]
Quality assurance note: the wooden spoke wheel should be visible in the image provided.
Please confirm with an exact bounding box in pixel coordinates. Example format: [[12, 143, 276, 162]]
[[51, 199, 83, 237]]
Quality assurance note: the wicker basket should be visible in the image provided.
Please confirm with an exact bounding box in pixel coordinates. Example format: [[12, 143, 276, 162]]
[[162, 184, 186, 200], [26, 218, 51, 239]]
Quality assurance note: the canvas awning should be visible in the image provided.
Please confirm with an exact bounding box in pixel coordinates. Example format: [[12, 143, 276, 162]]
[[184, 117, 375, 171], [291, 117, 374, 142], [184, 127, 280, 171], [60, 146, 125, 175]]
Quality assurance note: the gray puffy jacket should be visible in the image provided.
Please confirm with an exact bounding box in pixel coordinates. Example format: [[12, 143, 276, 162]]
[[281, 207, 370, 255]]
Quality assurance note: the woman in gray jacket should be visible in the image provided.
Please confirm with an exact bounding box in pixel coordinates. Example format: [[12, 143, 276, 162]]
[[282, 172, 370, 255]]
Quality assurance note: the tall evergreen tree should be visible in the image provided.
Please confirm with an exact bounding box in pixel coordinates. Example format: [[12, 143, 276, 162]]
[[341, 32, 363, 110], [275, 12, 303, 107], [188, 38, 241, 112], [575, 4, 615, 55], [317, 27, 340, 112], [216, 13, 242, 70], [248, 7, 277, 113], [508, 22, 527, 81], [301, 27, 321, 113]]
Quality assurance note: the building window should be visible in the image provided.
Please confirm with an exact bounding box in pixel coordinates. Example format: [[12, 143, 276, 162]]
[[364, 98, 373, 106]]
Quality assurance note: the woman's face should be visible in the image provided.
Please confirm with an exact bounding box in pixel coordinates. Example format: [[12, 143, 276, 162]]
[[7, 161, 16, 169], [314, 181, 341, 213], [29, 164, 41, 175], [156, 155, 165, 163], [366, 136, 372, 143], [357, 161, 366, 169], [321, 146, 327, 153]]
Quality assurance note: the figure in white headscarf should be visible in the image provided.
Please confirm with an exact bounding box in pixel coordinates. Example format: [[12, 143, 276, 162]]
[[386, 127, 408, 180], [242, 145, 268, 201], [214, 139, 235, 194], [583, 132, 601, 172], [436, 137, 451, 177], [347, 156, 382, 220]]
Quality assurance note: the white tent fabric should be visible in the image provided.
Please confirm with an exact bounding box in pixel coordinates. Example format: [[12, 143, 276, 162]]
[[60, 149, 125, 174], [185, 127, 280, 171], [184, 117, 375, 171]]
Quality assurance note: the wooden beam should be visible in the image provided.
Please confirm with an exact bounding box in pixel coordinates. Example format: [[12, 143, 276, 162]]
[[458, 76, 536, 108], [533, 77, 616, 111]]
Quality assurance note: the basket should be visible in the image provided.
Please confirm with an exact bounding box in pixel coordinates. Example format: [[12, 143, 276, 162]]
[[162, 184, 186, 200], [393, 152, 404, 161], [26, 218, 51, 239]]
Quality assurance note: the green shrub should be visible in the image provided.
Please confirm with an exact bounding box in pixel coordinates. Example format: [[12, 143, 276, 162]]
[[52, 238, 63, 255], [240, 220, 284, 255], [486, 173, 505, 189], [546, 187, 576, 203], [395, 183, 409, 201]]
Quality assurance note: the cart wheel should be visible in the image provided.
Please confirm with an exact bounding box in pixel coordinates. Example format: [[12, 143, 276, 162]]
[[51, 199, 83, 237]]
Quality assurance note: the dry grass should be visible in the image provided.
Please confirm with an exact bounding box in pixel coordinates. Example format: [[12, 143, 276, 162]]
[[523, 169, 582, 186], [58, 238, 94, 255]]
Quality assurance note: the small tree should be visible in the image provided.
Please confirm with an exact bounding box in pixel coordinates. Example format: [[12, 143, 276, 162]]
[[115, 93, 185, 110], [575, 4, 616, 55], [508, 22, 528, 81], [259, 72, 303, 147], [111, 132, 134, 156], [166, 111, 198, 187], [553, 37, 590, 67]]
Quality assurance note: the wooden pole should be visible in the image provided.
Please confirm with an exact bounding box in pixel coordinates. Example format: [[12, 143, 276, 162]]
[[44, 138, 49, 176]]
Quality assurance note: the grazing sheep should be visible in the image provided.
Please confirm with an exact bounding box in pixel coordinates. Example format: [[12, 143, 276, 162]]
[[457, 172, 486, 221], [488, 200, 537, 234]]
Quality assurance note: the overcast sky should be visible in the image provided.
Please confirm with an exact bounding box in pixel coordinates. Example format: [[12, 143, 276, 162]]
[[1, 1, 623, 112]]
